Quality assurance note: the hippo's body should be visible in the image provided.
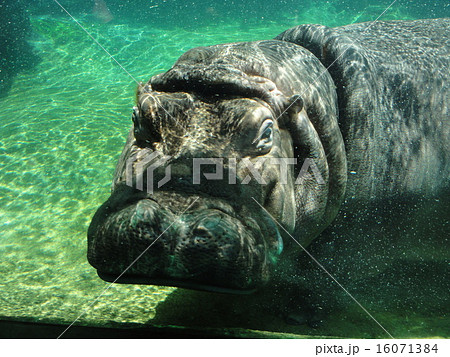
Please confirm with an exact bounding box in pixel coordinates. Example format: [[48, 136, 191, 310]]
[[276, 20, 449, 200], [88, 19, 449, 323]]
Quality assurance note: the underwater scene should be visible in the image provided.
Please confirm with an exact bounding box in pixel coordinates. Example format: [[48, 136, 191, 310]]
[[0, 0, 449, 338]]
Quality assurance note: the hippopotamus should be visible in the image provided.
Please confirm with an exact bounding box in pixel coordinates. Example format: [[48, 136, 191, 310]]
[[88, 19, 449, 325]]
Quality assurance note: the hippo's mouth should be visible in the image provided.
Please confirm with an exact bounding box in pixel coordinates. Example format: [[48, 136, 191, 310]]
[[87, 185, 283, 293]]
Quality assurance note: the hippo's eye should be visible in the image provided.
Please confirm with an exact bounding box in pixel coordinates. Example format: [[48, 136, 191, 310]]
[[255, 119, 273, 153]]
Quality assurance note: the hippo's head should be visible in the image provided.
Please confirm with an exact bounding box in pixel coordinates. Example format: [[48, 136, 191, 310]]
[[88, 41, 346, 293]]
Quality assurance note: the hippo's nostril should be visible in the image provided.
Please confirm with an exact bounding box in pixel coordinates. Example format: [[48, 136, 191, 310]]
[[192, 227, 211, 238]]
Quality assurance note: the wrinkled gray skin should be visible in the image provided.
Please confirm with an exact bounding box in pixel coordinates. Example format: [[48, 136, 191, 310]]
[[88, 19, 449, 320]]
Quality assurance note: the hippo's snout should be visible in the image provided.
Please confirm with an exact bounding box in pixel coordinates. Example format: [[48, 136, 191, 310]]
[[88, 189, 281, 293]]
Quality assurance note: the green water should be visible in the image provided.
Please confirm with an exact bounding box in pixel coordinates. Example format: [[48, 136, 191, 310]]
[[0, 1, 448, 338]]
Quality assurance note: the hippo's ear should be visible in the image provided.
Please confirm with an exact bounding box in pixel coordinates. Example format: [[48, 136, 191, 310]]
[[286, 94, 304, 115], [278, 94, 304, 127]]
